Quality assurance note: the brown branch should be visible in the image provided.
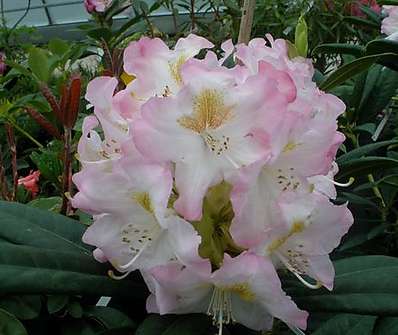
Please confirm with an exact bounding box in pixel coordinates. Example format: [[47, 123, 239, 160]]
[[5, 123, 17, 201], [60, 126, 72, 215], [238, 0, 256, 44], [0, 144, 10, 200]]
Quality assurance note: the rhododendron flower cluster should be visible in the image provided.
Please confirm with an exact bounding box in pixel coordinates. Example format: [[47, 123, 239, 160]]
[[72, 34, 353, 333], [382, 5, 398, 38]]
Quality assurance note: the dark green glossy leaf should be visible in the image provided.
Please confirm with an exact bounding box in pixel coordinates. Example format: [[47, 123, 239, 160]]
[[0, 202, 147, 298], [357, 66, 398, 122], [312, 314, 376, 335], [377, 0, 398, 4], [0, 295, 41, 320], [319, 53, 398, 91], [337, 156, 398, 179], [291, 256, 398, 315], [47, 295, 69, 314], [366, 39, 398, 57], [84, 306, 136, 330], [343, 16, 379, 28], [337, 140, 398, 164], [136, 314, 177, 335], [374, 317, 398, 335], [67, 301, 83, 318], [312, 43, 364, 57], [0, 200, 89, 253], [136, 314, 216, 335], [0, 241, 144, 298], [0, 308, 28, 335]]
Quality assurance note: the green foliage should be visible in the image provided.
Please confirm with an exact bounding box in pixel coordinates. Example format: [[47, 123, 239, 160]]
[[30, 141, 63, 185], [0, 309, 28, 335], [28, 47, 51, 82]]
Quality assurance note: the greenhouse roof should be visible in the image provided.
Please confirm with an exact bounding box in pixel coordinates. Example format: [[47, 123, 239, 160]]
[[1, 0, 187, 40]]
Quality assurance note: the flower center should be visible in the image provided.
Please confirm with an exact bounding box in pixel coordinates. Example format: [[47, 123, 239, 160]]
[[177, 89, 233, 134]]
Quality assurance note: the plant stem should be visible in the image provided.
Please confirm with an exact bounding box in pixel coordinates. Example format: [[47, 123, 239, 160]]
[[10, 120, 43, 148], [60, 127, 72, 215], [5, 123, 18, 201], [190, 0, 195, 31], [238, 0, 256, 44], [0, 144, 10, 200]]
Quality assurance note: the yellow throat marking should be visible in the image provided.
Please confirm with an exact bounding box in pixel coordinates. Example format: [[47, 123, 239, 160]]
[[267, 220, 305, 253], [132, 192, 154, 213], [177, 89, 233, 133]]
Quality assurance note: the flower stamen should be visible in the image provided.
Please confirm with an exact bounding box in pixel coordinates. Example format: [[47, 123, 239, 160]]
[[207, 287, 234, 335]]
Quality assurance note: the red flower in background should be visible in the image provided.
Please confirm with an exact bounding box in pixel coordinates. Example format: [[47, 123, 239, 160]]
[[349, 0, 381, 17], [18, 170, 40, 197]]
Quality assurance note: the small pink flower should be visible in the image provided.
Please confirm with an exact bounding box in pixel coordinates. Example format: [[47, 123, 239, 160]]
[[18, 170, 40, 197], [84, 0, 112, 13], [0, 52, 7, 75]]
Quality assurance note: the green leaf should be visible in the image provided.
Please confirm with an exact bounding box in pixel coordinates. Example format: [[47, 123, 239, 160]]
[[136, 314, 216, 335], [319, 53, 398, 91], [48, 38, 69, 56], [312, 43, 364, 57], [28, 196, 62, 212], [357, 66, 398, 122], [337, 140, 398, 165], [312, 314, 377, 335], [290, 256, 398, 315], [295, 15, 308, 57], [366, 39, 398, 57], [377, 0, 398, 4], [337, 156, 398, 179], [0, 202, 147, 298], [0, 241, 144, 298], [0, 295, 41, 320], [47, 295, 69, 314], [0, 200, 89, 253], [358, 4, 381, 24], [87, 28, 113, 42], [28, 47, 51, 82], [59, 319, 97, 335], [0, 308, 28, 335], [374, 317, 398, 335], [84, 306, 136, 330], [343, 16, 379, 28], [67, 301, 83, 318], [136, 315, 177, 335]]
